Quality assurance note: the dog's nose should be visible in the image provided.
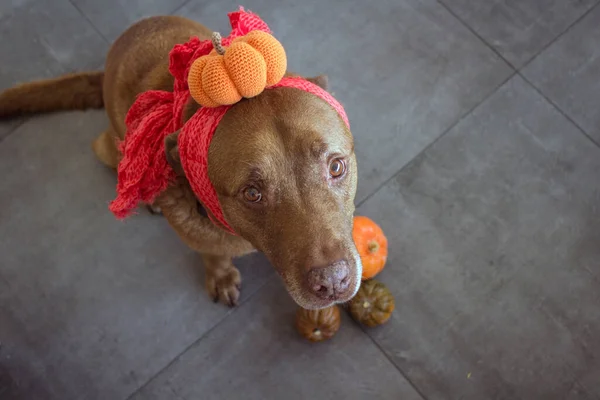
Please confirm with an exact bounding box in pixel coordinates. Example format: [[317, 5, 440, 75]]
[[306, 260, 351, 299]]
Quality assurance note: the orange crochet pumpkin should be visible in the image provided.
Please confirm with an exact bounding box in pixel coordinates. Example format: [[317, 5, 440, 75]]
[[353, 216, 388, 280], [188, 31, 287, 107]]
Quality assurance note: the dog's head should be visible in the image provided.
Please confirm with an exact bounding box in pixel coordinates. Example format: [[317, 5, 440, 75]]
[[169, 76, 361, 309]]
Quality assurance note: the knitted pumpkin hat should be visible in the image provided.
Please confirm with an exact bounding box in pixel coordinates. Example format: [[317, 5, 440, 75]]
[[109, 8, 349, 234]]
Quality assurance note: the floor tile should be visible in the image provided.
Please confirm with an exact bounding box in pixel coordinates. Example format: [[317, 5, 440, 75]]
[[0, 118, 25, 142], [176, 0, 512, 202], [538, 272, 600, 360], [71, 0, 189, 42], [523, 4, 600, 144], [0, 0, 36, 20], [439, 0, 598, 68], [538, 270, 600, 399], [0, 0, 107, 90], [356, 75, 600, 400], [0, 111, 273, 400], [131, 278, 424, 400], [579, 365, 600, 398], [565, 382, 598, 400]]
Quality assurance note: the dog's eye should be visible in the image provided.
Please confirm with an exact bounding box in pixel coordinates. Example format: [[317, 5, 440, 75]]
[[329, 158, 346, 178], [244, 187, 262, 203]]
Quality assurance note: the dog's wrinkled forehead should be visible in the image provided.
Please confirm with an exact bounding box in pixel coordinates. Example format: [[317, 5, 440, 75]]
[[208, 87, 352, 193]]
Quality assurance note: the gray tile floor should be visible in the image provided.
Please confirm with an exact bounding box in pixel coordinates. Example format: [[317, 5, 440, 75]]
[[1, 0, 599, 399]]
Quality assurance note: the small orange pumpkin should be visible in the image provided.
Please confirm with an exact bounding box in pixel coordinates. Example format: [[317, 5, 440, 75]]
[[352, 216, 388, 280], [348, 279, 395, 327], [296, 305, 341, 342], [188, 31, 287, 107]]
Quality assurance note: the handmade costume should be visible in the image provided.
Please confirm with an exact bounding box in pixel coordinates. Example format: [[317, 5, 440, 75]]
[[110, 8, 349, 235]]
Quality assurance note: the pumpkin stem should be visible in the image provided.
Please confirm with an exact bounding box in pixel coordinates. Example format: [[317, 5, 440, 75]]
[[211, 32, 226, 55], [367, 240, 379, 254]]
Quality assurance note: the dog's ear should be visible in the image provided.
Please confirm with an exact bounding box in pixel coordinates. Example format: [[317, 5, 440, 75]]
[[165, 130, 184, 175], [306, 75, 329, 90]]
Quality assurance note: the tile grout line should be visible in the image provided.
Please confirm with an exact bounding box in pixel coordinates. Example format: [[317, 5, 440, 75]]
[[170, 0, 193, 15], [436, 0, 600, 73], [1, 0, 113, 145], [354, 69, 513, 399], [518, 72, 600, 149], [434, 0, 517, 71], [357, 70, 517, 208], [435, 0, 600, 150], [354, 0, 600, 386], [519, 0, 600, 71], [353, 0, 521, 208], [435, 0, 600, 145], [0, 0, 189, 146], [538, 306, 600, 400], [358, 0, 600, 209], [123, 276, 274, 400], [514, 2, 600, 152], [357, 0, 523, 209], [0, 119, 27, 144], [357, 323, 429, 400], [67, 0, 110, 45]]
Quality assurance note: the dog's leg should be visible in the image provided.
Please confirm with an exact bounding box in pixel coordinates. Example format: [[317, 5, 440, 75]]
[[202, 254, 241, 307], [92, 128, 120, 169]]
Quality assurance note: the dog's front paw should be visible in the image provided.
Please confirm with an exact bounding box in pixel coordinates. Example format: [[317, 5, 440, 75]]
[[205, 266, 241, 307]]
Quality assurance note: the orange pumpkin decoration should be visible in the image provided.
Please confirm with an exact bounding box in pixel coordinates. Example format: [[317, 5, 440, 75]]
[[352, 216, 388, 280], [296, 305, 341, 342], [188, 31, 287, 107], [348, 279, 395, 327]]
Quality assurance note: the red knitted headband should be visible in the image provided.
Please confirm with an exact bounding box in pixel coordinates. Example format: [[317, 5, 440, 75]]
[[109, 8, 349, 235]]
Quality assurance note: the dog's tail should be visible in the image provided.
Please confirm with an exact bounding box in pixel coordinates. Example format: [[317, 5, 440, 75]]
[[0, 71, 104, 118]]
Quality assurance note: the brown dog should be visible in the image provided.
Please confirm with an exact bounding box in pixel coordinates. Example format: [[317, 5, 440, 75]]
[[0, 15, 362, 309]]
